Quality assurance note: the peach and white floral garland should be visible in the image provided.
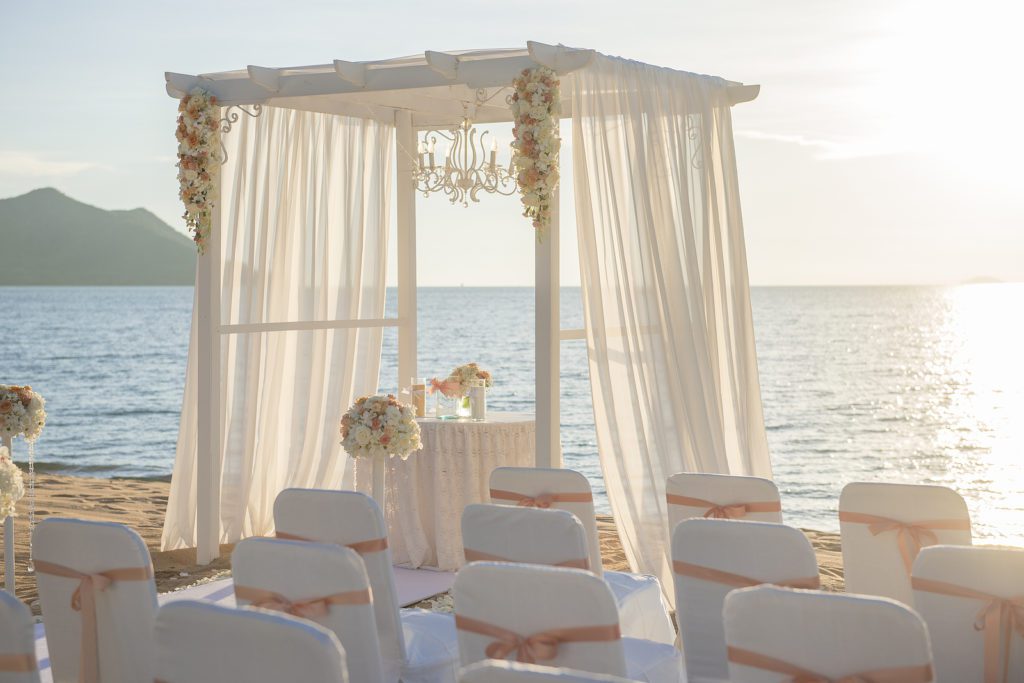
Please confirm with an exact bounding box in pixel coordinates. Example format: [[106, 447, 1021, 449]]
[[510, 66, 561, 239], [340, 394, 422, 460], [0, 446, 24, 520], [176, 88, 221, 254]]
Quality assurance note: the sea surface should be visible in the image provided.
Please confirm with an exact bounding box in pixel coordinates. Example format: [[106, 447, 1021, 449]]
[[3, 285, 1023, 542]]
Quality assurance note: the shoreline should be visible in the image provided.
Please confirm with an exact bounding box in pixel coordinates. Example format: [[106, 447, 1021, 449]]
[[4, 473, 844, 613]]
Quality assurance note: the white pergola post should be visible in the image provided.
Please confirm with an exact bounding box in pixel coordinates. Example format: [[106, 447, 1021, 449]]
[[395, 110, 418, 391], [535, 190, 561, 467], [195, 185, 222, 565]]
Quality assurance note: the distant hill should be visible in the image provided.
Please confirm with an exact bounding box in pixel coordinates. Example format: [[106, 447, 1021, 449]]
[[0, 188, 195, 285]]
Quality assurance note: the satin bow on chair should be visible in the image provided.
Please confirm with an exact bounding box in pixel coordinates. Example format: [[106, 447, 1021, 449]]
[[488, 489, 594, 509], [455, 614, 620, 665], [727, 646, 933, 683], [234, 585, 371, 620], [33, 559, 153, 683], [912, 576, 1024, 683], [665, 493, 782, 519], [839, 512, 971, 574]]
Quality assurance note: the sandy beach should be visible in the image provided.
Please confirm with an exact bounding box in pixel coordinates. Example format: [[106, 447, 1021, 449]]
[[4, 472, 845, 613]]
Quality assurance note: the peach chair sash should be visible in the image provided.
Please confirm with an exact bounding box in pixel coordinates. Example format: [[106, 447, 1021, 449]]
[[489, 489, 594, 509], [33, 559, 153, 683], [665, 494, 781, 519], [463, 548, 590, 570], [727, 645, 933, 683], [274, 531, 388, 555], [234, 585, 371, 620], [911, 576, 1024, 683], [672, 560, 820, 590], [455, 614, 620, 664], [0, 654, 37, 672], [838, 512, 970, 574]]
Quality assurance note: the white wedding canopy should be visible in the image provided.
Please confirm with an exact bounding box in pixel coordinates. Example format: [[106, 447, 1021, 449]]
[[161, 42, 770, 597]]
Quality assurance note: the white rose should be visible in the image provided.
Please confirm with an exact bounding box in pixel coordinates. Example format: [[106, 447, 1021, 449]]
[[354, 425, 371, 446]]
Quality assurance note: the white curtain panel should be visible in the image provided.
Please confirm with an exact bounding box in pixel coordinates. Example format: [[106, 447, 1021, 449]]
[[571, 54, 771, 594], [162, 107, 393, 550]]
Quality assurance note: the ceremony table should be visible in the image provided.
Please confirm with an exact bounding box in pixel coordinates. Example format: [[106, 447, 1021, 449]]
[[356, 412, 536, 570]]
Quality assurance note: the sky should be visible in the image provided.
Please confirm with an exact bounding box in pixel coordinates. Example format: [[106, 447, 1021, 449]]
[[1, 0, 1022, 286]]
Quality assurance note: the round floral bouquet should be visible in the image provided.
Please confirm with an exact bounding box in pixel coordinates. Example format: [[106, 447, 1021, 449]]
[[176, 87, 221, 254], [510, 66, 560, 239], [341, 394, 422, 460], [0, 385, 46, 442], [431, 363, 493, 399], [0, 446, 25, 519]]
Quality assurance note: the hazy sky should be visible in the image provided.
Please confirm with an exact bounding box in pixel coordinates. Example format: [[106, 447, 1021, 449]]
[[2, 0, 1021, 286]]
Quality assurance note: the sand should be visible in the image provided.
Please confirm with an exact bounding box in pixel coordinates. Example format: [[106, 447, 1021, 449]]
[[3, 473, 844, 613]]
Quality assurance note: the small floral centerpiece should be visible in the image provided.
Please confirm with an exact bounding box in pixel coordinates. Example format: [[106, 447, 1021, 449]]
[[340, 394, 422, 460], [0, 385, 46, 442], [431, 363, 494, 399], [0, 446, 24, 520], [511, 66, 561, 240], [176, 88, 221, 254]]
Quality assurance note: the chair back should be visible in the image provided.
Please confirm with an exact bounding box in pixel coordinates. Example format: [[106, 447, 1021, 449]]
[[489, 467, 602, 575], [33, 518, 157, 683], [912, 544, 1024, 683], [839, 482, 971, 604], [453, 563, 627, 677], [461, 504, 591, 570], [459, 659, 635, 681], [723, 585, 934, 682], [0, 590, 40, 683], [231, 537, 384, 683], [273, 488, 404, 679], [665, 472, 782, 535], [154, 600, 347, 683], [672, 519, 818, 682]]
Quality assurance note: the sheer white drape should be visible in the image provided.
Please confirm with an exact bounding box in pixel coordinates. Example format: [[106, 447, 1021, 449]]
[[571, 54, 771, 600], [162, 107, 393, 550]]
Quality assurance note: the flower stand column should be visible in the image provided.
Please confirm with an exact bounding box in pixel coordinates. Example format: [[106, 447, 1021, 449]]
[[2, 433, 14, 593]]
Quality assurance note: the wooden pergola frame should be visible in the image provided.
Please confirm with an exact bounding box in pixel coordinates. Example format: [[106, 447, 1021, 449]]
[[166, 42, 760, 563]]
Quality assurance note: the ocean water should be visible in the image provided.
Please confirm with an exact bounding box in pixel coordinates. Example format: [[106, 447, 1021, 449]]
[[3, 285, 1023, 542]]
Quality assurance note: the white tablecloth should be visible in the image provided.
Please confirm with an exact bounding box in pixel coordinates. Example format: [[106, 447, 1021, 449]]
[[355, 412, 535, 570]]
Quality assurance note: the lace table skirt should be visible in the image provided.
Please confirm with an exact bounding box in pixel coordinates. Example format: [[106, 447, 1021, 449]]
[[355, 412, 535, 570]]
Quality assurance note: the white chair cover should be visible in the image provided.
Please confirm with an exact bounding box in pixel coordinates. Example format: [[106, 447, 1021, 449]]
[[461, 504, 591, 569], [273, 488, 458, 683], [453, 562, 683, 683], [154, 600, 347, 683], [231, 537, 385, 683], [839, 482, 971, 604], [0, 590, 40, 683], [459, 659, 637, 682], [723, 586, 934, 682], [665, 473, 782, 536], [32, 518, 157, 683], [488, 468, 674, 644], [672, 519, 818, 683], [912, 545, 1024, 683]]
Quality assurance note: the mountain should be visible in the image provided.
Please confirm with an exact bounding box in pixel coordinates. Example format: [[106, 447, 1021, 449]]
[[0, 188, 196, 285]]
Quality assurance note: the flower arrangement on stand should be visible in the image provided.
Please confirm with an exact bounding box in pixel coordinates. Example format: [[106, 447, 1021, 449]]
[[511, 66, 561, 240], [341, 394, 422, 507], [0, 384, 44, 584], [176, 88, 221, 254]]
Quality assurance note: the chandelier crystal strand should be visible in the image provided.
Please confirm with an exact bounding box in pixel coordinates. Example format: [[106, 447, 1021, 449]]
[[413, 109, 517, 206], [27, 440, 34, 572]]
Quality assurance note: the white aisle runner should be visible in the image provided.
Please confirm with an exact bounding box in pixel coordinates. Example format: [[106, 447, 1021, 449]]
[[32, 567, 455, 682]]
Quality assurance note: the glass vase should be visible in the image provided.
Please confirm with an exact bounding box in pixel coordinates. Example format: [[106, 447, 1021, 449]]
[[435, 391, 457, 420], [456, 395, 472, 418]]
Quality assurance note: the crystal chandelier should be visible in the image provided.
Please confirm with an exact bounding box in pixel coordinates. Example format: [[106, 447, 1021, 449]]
[[414, 112, 516, 207]]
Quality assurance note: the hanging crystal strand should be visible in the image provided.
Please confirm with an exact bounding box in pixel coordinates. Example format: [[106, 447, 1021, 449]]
[[27, 440, 35, 573]]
